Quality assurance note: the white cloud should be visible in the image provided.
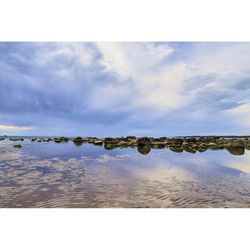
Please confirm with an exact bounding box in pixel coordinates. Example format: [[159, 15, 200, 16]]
[[0, 125, 33, 131]]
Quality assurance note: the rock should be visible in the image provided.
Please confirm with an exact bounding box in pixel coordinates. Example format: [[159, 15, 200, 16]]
[[150, 137, 167, 143], [130, 138, 138, 145], [54, 137, 69, 143], [126, 136, 136, 140], [93, 140, 103, 146], [138, 137, 151, 146], [73, 137, 83, 146], [104, 138, 120, 144], [73, 137, 83, 143], [184, 138, 196, 143], [10, 138, 24, 141], [13, 144, 22, 148], [167, 138, 183, 145]]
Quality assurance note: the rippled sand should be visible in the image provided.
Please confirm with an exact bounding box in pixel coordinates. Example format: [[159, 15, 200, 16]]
[[1, 139, 250, 207]]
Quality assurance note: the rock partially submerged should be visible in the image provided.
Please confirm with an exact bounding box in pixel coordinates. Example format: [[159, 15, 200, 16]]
[[6, 135, 250, 155], [13, 144, 22, 148], [54, 137, 69, 143], [10, 138, 24, 141]]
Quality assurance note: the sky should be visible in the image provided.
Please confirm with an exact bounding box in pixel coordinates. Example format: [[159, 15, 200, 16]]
[[0, 42, 250, 136]]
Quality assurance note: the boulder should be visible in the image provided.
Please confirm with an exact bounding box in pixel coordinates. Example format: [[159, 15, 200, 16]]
[[93, 140, 103, 146], [138, 137, 151, 146], [126, 136, 136, 140], [13, 144, 22, 148], [10, 138, 24, 141], [184, 138, 196, 143], [104, 137, 120, 144], [73, 137, 83, 142], [167, 138, 183, 145]]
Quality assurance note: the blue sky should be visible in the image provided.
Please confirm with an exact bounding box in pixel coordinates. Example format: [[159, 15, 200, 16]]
[[0, 42, 250, 136]]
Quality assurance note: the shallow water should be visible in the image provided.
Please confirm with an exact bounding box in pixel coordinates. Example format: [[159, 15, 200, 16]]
[[1, 139, 250, 207]]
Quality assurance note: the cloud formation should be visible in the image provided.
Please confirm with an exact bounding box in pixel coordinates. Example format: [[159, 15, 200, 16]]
[[0, 42, 250, 136]]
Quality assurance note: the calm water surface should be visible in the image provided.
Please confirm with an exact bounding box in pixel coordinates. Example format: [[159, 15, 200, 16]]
[[1, 139, 250, 207]]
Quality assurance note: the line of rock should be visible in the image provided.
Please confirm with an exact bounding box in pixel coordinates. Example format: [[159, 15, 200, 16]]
[[4, 136, 250, 155]]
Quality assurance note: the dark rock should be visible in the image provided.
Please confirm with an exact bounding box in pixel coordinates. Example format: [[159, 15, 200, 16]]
[[138, 137, 151, 146], [167, 138, 183, 145], [13, 144, 22, 148], [184, 138, 196, 143], [10, 138, 24, 141], [73, 137, 83, 143], [104, 137, 120, 144], [54, 137, 69, 143], [126, 136, 136, 140]]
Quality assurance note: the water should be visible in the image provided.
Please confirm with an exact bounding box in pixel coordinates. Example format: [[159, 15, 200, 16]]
[[1, 138, 250, 207]]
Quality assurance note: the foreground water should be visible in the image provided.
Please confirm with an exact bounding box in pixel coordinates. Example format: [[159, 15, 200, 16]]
[[1, 139, 250, 207]]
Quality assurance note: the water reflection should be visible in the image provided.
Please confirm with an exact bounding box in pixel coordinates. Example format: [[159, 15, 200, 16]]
[[0, 139, 250, 207], [137, 145, 151, 155]]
